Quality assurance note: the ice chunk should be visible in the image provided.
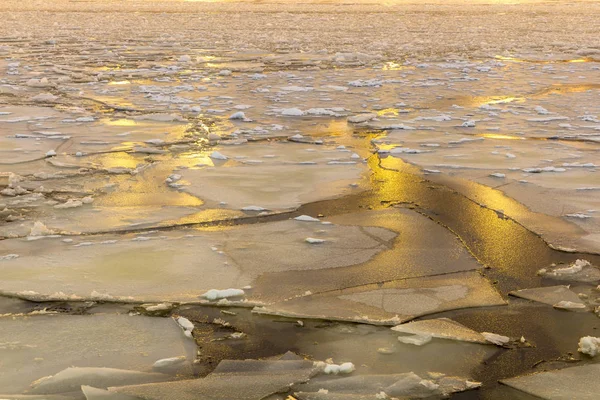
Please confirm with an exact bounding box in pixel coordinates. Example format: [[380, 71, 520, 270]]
[[538, 260, 600, 283], [153, 356, 187, 370], [305, 237, 326, 244], [28, 221, 53, 237], [553, 300, 586, 310], [294, 215, 321, 222], [578, 336, 600, 357], [348, 113, 377, 123], [315, 361, 356, 375], [565, 213, 592, 219], [209, 151, 228, 160], [281, 108, 305, 116], [481, 332, 510, 345], [397, 334, 432, 346], [54, 199, 83, 209], [391, 318, 488, 344], [229, 111, 246, 120], [522, 166, 565, 173], [175, 316, 194, 332], [201, 288, 245, 301], [241, 205, 268, 211]]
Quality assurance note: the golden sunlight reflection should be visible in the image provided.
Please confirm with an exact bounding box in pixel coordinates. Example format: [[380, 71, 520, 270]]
[[478, 133, 526, 141], [478, 96, 526, 106], [95, 167, 203, 208], [376, 108, 400, 116], [108, 80, 131, 86], [169, 209, 246, 228], [177, 151, 215, 168], [92, 152, 141, 169], [495, 55, 596, 63], [101, 118, 138, 127], [382, 61, 412, 71]]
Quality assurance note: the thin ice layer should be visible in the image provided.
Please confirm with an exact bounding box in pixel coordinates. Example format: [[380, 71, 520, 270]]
[[113, 359, 317, 400], [83, 386, 142, 400], [295, 372, 480, 399]]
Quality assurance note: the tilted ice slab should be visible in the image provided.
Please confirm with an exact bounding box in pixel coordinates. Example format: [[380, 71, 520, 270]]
[[253, 271, 506, 325], [391, 318, 489, 344], [509, 285, 585, 309], [0, 219, 393, 303], [500, 364, 600, 400], [0, 314, 194, 394], [180, 142, 368, 210], [112, 359, 317, 400], [30, 368, 170, 395]]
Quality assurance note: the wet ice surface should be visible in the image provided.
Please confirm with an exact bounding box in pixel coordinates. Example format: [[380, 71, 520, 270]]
[[1, 0, 600, 399]]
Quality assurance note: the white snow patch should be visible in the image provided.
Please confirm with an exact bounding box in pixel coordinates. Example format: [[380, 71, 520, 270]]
[[294, 215, 320, 222]]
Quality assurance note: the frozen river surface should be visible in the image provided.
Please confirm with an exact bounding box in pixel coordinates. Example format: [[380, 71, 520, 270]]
[[0, 0, 599, 399]]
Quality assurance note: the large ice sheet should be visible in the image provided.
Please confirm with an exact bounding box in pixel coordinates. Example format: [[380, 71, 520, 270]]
[[250, 208, 485, 302], [0, 218, 393, 302], [500, 364, 600, 400], [0, 314, 194, 394], [253, 271, 506, 325], [180, 142, 368, 210]]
